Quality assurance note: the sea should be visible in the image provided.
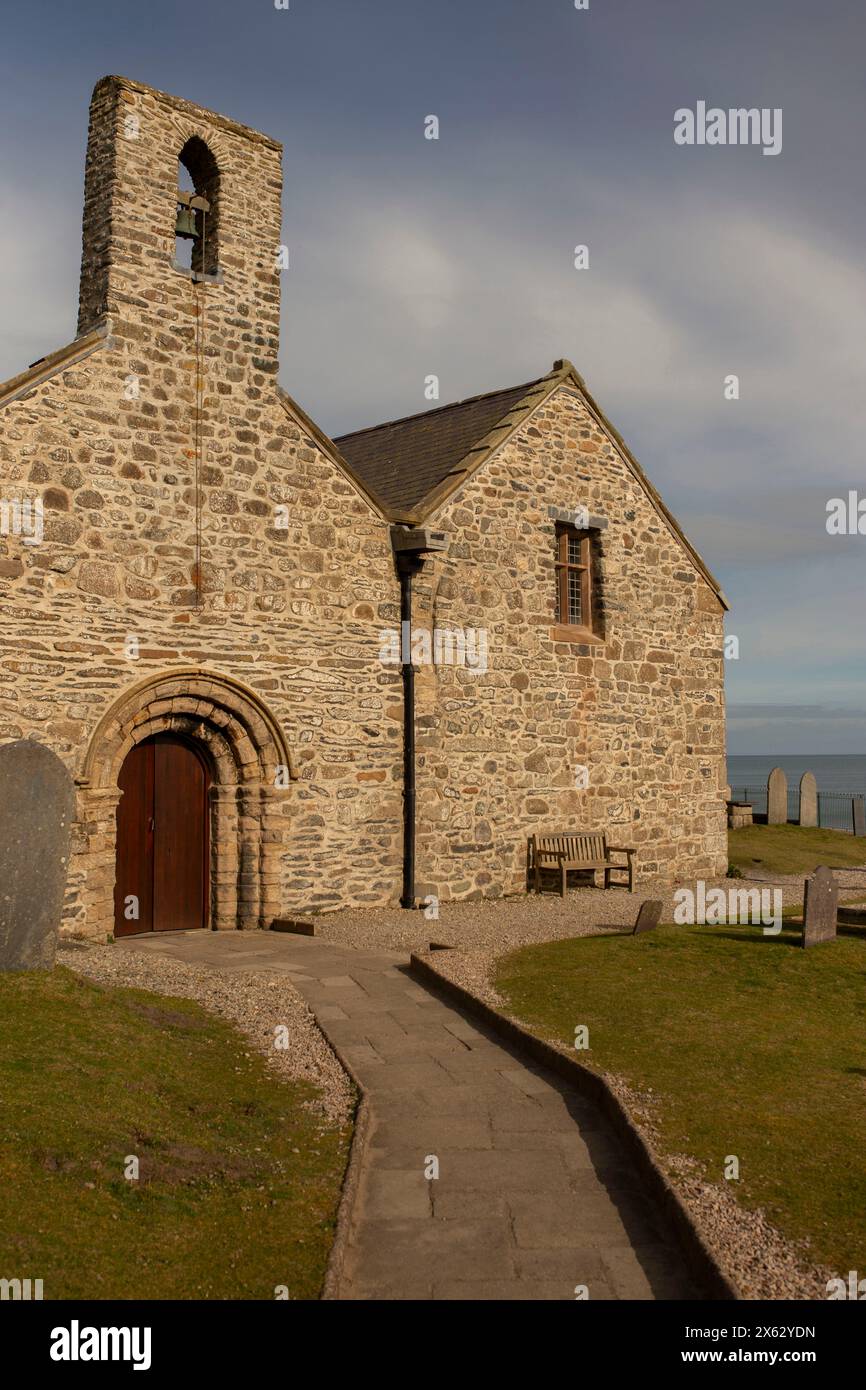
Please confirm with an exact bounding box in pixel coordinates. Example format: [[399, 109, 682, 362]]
[[727, 755, 866, 798]]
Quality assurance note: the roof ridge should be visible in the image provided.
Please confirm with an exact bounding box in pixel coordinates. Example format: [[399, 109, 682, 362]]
[[0, 327, 108, 411], [333, 373, 548, 443]]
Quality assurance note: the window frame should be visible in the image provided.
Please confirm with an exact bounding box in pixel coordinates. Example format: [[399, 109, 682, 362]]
[[552, 522, 601, 644]]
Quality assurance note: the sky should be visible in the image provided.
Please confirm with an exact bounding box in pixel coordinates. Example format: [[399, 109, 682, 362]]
[[0, 0, 864, 755]]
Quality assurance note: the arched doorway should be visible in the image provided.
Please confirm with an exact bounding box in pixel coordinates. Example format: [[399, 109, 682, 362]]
[[114, 734, 211, 937], [78, 668, 295, 938]]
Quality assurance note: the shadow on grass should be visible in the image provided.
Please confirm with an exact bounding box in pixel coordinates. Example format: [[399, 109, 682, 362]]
[[702, 927, 803, 949], [599, 924, 805, 949]]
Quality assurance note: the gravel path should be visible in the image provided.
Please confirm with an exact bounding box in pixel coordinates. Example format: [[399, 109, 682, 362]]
[[311, 868, 866, 1007], [60, 940, 355, 1124]]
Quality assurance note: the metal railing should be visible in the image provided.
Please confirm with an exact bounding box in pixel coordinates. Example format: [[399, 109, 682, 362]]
[[728, 785, 864, 833], [818, 792, 864, 833]]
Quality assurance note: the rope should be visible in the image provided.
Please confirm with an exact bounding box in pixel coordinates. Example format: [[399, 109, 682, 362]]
[[193, 206, 206, 610]]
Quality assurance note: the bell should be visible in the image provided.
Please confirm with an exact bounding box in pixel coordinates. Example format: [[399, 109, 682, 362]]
[[175, 207, 199, 239]]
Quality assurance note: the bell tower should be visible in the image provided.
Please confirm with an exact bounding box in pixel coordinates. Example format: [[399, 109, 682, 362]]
[[76, 76, 283, 373]]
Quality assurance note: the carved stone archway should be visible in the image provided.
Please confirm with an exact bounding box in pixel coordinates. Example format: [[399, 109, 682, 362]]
[[75, 668, 294, 936]]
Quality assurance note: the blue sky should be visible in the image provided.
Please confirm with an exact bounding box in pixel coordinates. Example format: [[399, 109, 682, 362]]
[[1, 0, 864, 754]]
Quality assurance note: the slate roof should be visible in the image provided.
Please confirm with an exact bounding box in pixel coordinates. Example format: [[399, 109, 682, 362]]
[[331, 359, 727, 608], [334, 376, 548, 514]]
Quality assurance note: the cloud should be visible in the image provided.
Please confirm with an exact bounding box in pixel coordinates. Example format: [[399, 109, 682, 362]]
[[0, 180, 81, 382], [681, 485, 866, 565], [281, 170, 866, 477], [729, 703, 864, 722], [727, 703, 866, 756], [3, 123, 865, 751], [274, 168, 866, 751]]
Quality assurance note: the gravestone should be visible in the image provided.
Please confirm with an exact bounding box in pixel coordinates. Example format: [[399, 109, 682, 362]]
[[0, 740, 75, 970], [633, 900, 663, 934], [801, 866, 837, 948], [767, 766, 788, 825], [798, 772, 818, 828], [853, 797, 866, 838]]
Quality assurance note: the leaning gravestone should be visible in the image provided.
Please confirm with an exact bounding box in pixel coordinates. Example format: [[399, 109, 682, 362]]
[[853, 797, 866, 838], [798, 772, 818, 828], [767, 766, 788, 825], [633, 900, 663, 934], [801, 866, 837, 948], [0, 740, 75, 970]]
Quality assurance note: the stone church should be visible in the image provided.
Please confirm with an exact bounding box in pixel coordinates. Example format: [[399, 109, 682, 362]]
[[0, 77, 728, 941]]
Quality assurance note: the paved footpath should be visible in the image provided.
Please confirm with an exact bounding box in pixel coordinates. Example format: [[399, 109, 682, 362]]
[[119, 930, 699, 1300]]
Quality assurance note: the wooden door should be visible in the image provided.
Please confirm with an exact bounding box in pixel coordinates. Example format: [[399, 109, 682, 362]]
[[152, 737, 209, 932], [114, 739, 155, 936], [114, 735, 210, 937]]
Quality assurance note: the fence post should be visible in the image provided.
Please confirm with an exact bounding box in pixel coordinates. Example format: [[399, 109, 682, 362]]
[[854, 797, 866, 838]]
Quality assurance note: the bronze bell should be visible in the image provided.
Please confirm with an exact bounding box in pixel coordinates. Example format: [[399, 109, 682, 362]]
[[175, 206, 198, 239]]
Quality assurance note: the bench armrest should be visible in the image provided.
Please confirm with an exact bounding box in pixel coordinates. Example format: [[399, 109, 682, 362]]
[[605, 846, 635, 857]]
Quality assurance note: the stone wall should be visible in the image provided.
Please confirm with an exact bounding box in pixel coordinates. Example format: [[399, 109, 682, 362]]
[[0, 76, 727, 936], [0, 77, 403, 936], [409, 382, 728, 901]]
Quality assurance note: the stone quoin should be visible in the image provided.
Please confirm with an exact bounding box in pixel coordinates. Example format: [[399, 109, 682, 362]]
[[0, 76, 728, 939]]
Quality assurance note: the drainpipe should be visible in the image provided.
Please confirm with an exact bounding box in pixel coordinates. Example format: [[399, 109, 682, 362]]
[[390, 526, 449, 909]]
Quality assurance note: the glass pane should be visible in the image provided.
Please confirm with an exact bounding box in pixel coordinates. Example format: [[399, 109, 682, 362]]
[[568, 569, 582, 624], [568, 535, 583, 566]]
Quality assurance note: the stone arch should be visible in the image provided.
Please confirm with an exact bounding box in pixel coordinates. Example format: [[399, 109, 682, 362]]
[[176, 133, 221, 276], [77, 668, 294, 935]]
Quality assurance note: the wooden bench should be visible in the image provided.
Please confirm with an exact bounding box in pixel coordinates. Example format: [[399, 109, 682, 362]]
[[528, 831, 635, 896]]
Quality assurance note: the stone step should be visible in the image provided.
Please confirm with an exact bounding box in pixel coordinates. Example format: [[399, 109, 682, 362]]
[[270, 916, 316, 936]]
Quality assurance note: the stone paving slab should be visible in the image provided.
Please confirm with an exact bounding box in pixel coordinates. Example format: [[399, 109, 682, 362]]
[[116, 929, 701, 1301]]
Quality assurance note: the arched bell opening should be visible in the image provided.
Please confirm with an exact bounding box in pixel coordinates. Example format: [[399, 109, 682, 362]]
[[175, 136, 220, 276]]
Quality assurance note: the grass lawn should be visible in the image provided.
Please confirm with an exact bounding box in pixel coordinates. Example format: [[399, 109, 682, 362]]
[[0, 967, 351, 1300], [728, 823, 866, 876], [496, 923, 866, 1274]]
